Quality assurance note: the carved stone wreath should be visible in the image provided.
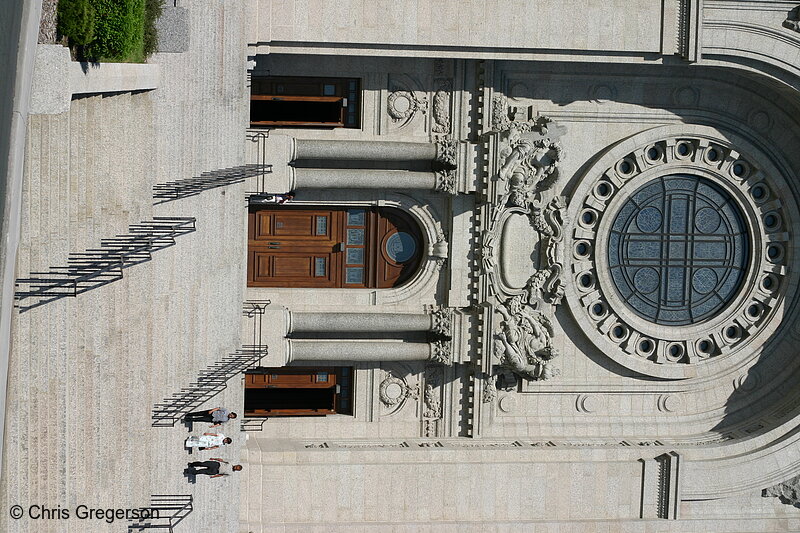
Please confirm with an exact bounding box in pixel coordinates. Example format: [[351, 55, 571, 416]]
[[565, 128, 796, 379], [379, 374, 417, 407], [387, 90, 427, 127]]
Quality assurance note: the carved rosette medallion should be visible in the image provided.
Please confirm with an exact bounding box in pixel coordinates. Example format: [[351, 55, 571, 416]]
[[565, 129, 797, 379], [480, 98, 569, 382]]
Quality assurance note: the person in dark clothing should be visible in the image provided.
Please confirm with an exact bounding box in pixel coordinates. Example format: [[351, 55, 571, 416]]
[[183, 407, 237, 427], [186, 459, 242, 478]]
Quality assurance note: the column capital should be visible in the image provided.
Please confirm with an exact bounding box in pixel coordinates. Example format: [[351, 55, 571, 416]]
[[429, 307, 453, 337], [435, 169, 457, 195], [430, 339, 453, 365], [435, 138, 458, 167]]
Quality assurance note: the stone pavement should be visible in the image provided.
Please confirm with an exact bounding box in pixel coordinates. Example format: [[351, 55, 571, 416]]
[[0, 1, 250, 532]]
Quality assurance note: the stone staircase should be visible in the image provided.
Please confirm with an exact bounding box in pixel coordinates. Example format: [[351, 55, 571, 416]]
[[1, 2, 251, 532]]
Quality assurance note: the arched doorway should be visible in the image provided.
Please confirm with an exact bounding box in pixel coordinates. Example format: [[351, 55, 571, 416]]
[[247, 206, 424, 288]]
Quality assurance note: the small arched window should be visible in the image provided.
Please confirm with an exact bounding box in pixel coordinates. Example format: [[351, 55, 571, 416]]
[[247, 206, 423, 288]]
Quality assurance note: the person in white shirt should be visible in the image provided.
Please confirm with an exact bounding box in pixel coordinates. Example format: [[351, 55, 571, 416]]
[[185, 433, 232, 451]]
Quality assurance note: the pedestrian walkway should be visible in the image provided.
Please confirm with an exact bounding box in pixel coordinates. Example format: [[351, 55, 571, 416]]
[[0, 1, 250, 532]]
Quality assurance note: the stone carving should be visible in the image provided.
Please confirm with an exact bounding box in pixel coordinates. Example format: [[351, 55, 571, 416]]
[[422, 365, 443, 437], [784, 6, 800, 32], [430, 339, 452, 364], [435, 169, 457, 195], [492, 95, 512, 132], [528, 196, 567, 304], [435, 138, 458, 167], [387, 89, 427, 127], [423, 383, 441, 418], [763, 476, 800, 507], [499, 138, 564, 208], [432, 79, 452, 134], [378, 373, 418, 407], [482, 374, 498, 403], [493, 293, 561, 381], [430, 307, 453, 337]]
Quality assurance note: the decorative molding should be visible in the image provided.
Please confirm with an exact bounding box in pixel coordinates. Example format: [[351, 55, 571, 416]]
[[430, 339, 453, 365], [493, 293, 561, 381], [482, 374, 498, 403], [499, 137, 564, 208], [657, 394, 681, 413], [434, 169, 457, 195], [378, 372, 418, 407], [434, 138, 458, 168], [763, 475, 800, 507], [432, 79, 452, 135], [422, 365, 443, 437], [429, 307, 453, 337], [387, 89, 427, 127]]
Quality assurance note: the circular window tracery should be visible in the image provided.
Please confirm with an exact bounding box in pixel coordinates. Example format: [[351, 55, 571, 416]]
[[565, 131, 795, 378], [608, 175, 749, 326]]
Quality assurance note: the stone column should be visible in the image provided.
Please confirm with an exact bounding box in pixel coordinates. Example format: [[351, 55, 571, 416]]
[[291, 168, 439, 191], [287, 339, 451, 364], [288, 310, 452, 337], [293, 139, 438, 162], [289, 312, 432, 334]]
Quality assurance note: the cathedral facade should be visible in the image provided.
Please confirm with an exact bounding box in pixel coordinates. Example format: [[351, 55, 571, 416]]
[[235, 1, 800, 530]]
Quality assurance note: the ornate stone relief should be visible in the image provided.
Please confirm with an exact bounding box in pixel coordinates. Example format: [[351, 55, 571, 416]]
[[480, 97, 569, 382], [784, 6, 800, 32], [763, 476, 800, 507], [429, 307, 453, 337], [482, 374, 498, 403], [422, 365, 443, 437], [565, 131, 795, 378], [499, 137, 564, 208], [379, 372, 419, 409], [430, 339, 452, 365], [494, 293, 561, 380], [387, 75, 428, 130], [434, 169, 457, 195], [435, 138, 458, 167], [432, 79, 452, 135]]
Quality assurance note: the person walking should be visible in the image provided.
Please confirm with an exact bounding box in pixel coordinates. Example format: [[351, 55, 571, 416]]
[[185, 432, 232, 451], [185, 459, 242, 478], [183, 407, 237, 427]]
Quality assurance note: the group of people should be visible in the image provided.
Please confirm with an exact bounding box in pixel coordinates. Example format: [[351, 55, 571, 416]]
[[183, 407, 243, 478]]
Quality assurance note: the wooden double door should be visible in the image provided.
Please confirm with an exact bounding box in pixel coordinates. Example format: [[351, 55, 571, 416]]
[[244, 367, 353, 417], [247, 207, 422, 289]]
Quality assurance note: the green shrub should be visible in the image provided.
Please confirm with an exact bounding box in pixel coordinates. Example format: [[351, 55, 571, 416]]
[[85, 0, 146, 61], [143, 0, 165, 57], [57, 0, 96, 46]]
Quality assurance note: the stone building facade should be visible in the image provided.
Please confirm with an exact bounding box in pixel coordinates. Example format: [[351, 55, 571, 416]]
[[5, 1, 800, 532], [237, 1, 800, 531]]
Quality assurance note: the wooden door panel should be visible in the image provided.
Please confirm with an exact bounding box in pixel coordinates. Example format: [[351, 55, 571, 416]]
[[249, 251, 338, 287], [272, 255, 312, 277], [251, 210, 337, 241], [246, 369, 336, 389]]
